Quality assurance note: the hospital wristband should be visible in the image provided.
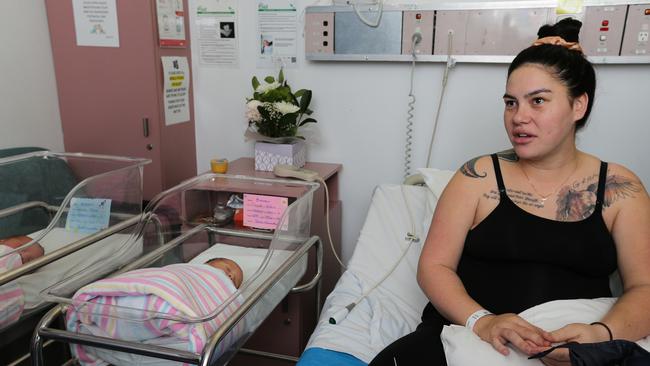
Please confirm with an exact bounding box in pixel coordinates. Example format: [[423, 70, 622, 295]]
[[465, 309, 493, 332]]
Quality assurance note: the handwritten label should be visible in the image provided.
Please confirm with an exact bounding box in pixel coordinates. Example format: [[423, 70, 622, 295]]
[[65, 198, 112, 234], [243, 194, 288, 230]]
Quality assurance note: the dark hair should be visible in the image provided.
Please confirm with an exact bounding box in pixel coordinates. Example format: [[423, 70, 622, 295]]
[[508, 18, 596, 131]]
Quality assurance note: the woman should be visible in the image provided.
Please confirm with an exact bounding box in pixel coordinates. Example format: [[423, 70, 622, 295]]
[[370, 18, 650, 366]]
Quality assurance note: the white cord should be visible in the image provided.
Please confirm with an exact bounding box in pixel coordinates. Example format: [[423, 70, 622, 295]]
[[404, 33, 421, 179], [317, 176, 347, 271], [351, 0, 384, 28], [425, 30, 456, 168], [329, 185, 420, 325]]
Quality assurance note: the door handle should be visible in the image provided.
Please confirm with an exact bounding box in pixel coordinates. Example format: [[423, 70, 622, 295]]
[[142, 118, 150, 137]]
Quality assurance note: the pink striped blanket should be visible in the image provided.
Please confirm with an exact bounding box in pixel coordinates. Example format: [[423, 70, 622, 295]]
[[0, 244, 24, 329], [66, 264, 243, 366]]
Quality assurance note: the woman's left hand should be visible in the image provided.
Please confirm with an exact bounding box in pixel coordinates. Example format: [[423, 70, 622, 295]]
[[539, 322, 612, 365]]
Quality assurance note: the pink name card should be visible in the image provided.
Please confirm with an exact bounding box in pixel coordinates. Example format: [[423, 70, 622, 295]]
[[243, 194, 289, 230]]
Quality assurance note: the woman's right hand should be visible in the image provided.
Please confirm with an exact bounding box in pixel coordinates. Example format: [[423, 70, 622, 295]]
[[474, 313, 552, 356]]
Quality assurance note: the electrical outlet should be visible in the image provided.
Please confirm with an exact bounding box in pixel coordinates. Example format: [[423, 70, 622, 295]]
[[639, 31, 649, 42]]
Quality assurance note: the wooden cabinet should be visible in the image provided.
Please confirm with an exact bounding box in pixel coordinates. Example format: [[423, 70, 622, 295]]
[[225, 158, 343, 365], [44, 0, 197, 200]]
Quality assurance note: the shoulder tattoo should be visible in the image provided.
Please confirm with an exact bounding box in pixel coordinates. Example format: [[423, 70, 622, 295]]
[[602, 174, 641, 207], [496, 149, 519, 162], [555, 173, 640, 221], [460, 156, 486, 178], [460, 149, 519, 179]]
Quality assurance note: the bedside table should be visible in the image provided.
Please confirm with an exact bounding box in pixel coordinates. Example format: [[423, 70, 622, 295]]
[[226, 158, 343, 365]]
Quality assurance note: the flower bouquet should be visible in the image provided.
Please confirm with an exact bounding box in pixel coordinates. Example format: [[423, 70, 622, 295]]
[[245, 69, 316, 171]]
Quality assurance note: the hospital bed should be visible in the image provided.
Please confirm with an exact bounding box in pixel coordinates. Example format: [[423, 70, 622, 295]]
[[32, 173, 323, 366], [0, 149, 150, 363], [297, 168, 454, 365], [297, 168, 631, 366]]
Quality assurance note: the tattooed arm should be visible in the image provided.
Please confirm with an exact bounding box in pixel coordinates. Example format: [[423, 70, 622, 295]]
[[546, 164, 650, 354], [419, 153, 551, 356]]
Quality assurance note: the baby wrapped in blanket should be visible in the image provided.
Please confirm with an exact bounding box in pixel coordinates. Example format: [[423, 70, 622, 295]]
[[0, 236, 44, 328], [66, 258, 245, 366]]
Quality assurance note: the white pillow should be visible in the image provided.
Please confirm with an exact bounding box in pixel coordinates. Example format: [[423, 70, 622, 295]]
[[441, 298, 650, 366], [415, 168, 455, 235]]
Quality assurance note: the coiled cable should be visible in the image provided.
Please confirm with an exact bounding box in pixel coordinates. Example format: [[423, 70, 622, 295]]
[[404, 32, 421, 179]]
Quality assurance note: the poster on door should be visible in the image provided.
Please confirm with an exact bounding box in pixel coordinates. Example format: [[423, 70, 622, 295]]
[[156, 0, 187, 47], [161, 56, 191, 125], [72, 0, 120, 47]]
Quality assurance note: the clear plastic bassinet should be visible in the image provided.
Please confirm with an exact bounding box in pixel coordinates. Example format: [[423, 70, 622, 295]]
[[36, 173, 322, 366], [0, 150, 150, 334]]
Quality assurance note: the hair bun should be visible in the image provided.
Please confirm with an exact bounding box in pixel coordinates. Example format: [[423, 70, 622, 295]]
[[537, 18, 582, 43]]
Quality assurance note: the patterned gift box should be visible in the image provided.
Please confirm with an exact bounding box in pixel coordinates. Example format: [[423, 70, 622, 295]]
[[254, 140, 306, 171]]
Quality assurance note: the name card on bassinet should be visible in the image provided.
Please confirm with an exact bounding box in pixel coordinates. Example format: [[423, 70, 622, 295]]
[[65, 198, 112, 234], [243, 194, 288, 230]]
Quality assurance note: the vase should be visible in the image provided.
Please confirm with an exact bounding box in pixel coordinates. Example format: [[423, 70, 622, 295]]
[[254, 140, 306, 171]]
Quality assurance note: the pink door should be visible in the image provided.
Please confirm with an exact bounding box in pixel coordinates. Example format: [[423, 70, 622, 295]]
[[45, 0, 164, 199]]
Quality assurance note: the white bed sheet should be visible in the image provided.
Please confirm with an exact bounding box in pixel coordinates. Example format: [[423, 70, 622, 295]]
[[82, 242, 306, 366], [15, 228, 141, 309], [305, 184, 435, 363]]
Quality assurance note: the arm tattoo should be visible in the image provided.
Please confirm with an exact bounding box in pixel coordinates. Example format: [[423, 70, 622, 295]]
[[460, 149, 519, 179]]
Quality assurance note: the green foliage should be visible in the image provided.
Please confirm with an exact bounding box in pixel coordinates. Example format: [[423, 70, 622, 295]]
[[246, 69, 317, 139]]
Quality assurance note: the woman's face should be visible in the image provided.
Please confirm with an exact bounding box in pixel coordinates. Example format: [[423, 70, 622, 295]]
[[503, 64, 587, 160]]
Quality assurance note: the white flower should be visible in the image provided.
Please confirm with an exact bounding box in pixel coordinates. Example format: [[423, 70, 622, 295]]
[[273, 101, 300, 115], [255, 81, 281, 94], [246, 100, 263, 122]]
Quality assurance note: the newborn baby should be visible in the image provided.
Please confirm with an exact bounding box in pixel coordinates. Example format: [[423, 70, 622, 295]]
[[205, 257, 243, 289], [0, 235, 44, 269]]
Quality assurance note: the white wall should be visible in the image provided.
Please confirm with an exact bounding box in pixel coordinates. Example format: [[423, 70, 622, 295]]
[[0, 1, 63, 152], [191, 1, 650, 261]]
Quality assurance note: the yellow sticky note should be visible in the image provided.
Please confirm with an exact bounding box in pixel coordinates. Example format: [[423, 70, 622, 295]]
[[557, 0, 584, 14]]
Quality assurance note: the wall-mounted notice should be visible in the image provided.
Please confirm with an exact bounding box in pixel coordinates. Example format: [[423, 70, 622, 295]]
[[257, 0, 298, 68], [72, 0, 119, 47], [156, 0, 186, 47], [243, 194, 288, 230], [195, 0, 239, 66], [161, 56, 191, 125], [66, 198, 112, 234]]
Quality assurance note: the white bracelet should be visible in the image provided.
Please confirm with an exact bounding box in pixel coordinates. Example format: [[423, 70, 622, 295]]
[[465, 309, 493, 331]]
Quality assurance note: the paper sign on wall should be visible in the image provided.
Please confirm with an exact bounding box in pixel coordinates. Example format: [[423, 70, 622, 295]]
[[257, 0, 298, 68], [195, 0, 239, 66], [66, 198, 112, 234], [243, 194, 288, 230], [156, 0, 186, 47], [161, 56, 191, 125], [72, 0, 120, 47]]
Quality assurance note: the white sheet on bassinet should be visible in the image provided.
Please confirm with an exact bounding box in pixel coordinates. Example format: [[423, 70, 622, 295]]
[[15, 228, 140, 309], [305, 184, 434, 363]]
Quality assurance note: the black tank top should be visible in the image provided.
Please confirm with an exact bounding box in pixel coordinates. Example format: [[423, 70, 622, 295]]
[[453, 154, 617, 315]]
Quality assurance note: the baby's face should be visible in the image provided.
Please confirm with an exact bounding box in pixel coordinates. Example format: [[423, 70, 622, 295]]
[[208, 258, 243, 289]]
